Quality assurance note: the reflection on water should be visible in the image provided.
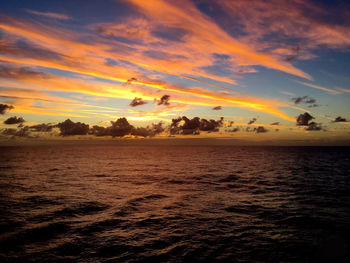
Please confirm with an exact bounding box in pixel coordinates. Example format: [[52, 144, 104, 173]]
[[1, 145, 350, 262]]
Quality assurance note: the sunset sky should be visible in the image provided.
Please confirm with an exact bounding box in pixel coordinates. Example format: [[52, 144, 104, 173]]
[[0, 0, 349, 143]]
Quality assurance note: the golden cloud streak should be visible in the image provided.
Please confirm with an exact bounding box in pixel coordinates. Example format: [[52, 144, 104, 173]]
[[0, 15, 299, 122]]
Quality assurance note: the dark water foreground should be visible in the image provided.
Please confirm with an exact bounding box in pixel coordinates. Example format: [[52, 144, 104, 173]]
[[0, 145, 349, 262]]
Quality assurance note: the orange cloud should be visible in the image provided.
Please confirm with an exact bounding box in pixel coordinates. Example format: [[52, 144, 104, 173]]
[[0, 13, 302, 122], [2, 69, 298, 121], [126, 0, 311, 79], [0, 64, 297, 121]]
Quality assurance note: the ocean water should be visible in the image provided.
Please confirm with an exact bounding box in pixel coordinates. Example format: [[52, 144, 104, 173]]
[[0, 145, 350, 262]]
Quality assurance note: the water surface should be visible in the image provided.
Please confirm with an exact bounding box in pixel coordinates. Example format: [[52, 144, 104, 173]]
[[1, 145, 349, 262]]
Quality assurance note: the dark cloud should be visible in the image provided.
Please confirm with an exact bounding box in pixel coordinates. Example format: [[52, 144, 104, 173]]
[[0, 103, 14, 114], [0, 40, 62, 61], [247, 118, 257, 125], [90, 118, 134, 137], [228, 127, 240, 132], [275, 129, 280, 132], [227, 121, 234, 127], [212, 106, 222, 110], [109, 118, 134, 137], [292, 96, 317, 105], [270, 122, 279, 125], [296, 112, 314, 126], [170, 116, 223, 135], [333, 116, 347, 122], [4, 116, 25, 125], [57, 119, 89, 136], [308, 104, 319, 108], [293, 97, 303, 104], [123, 77, 137, 86], [157, 95, 170, 106], [305, 98, 316, 104], [237, 68, 257, 74], [0, 66, 49, 80], [90, 119, 163, 138], [129, 97, 147, 107], [151, 25, 188, 42], [178, 116, 201, 135], [89, 125, 107, 137], [200, 117, 224, 131], [305, 122, 322, 131], [130, 127, 152, 137], [150, 122, 164, 135], [131, 122, 164, 137], [254, 126, 268, 133], [1, 126, 30, 137], [29, 123, 55, 132], [284, 45, 300, 62], [295, 112, 322, 131], [284, 54, 298, 62], [128, 77, 137, 82]]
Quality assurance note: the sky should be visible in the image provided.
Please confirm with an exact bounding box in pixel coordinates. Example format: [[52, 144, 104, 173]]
[[0, 0, 350, 144]]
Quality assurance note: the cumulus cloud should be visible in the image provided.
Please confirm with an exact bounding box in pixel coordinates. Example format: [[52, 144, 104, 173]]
[[212, 106, 222, 110], [129, 97, 147, 107], [296, 112, 314, 126], [170, 116, 223, 135], [305, 122, 322, 131], [295, 112, 323, 131], [131, 122, 164, 137], [4, 116, 25, 125], [90, 119, 164, 138], [254, 126, 268, 133], [89, 118, 133, 137], [157, 95, 170, 106], [1, 126, 30, 137], [0, 103, 14, 114], [108, 118, 134, 137], [89, 125, 107, 137], [333, 116, 347, 122], [247, 118, 257, 125], [29, 123, 55, 132], [57, 119, 89, 136]]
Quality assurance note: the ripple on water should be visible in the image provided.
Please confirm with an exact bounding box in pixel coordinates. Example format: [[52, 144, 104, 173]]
[[0, 145, 349, 262]]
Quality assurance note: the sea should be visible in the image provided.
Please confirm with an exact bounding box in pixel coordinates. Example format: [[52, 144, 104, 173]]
[[0, 145, 349, 262]]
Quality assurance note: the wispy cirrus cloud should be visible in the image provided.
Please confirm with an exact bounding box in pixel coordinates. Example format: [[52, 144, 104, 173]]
[[217, 0, 350, 58], [25, 9, 71, 20], [125, 0, 311, 80], [295, 80, 341, 94]]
